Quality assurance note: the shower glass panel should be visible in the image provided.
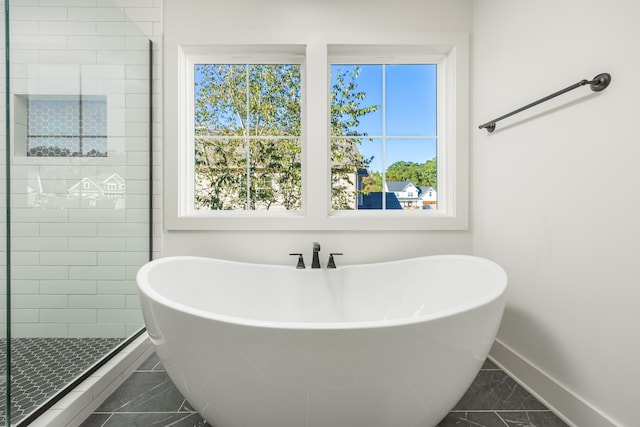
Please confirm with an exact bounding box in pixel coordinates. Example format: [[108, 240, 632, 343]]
[[1, 0, 7, 425], [4, 1, 151, 424]]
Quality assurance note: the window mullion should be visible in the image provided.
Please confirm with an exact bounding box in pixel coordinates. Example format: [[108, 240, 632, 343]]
[[305, 43, 329, 222], [381, 63, 386, 211], [245, 64, 251, 210]]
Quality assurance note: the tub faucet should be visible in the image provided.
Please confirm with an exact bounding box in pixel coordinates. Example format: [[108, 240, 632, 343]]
[[312, 242, 321, 268], [289, 253, 305, 269], [327, 253, 343, 269]]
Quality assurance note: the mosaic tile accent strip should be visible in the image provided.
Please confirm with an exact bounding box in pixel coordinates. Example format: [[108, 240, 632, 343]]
[[81, 354, 569, 427], [0, 337, 123, 425]]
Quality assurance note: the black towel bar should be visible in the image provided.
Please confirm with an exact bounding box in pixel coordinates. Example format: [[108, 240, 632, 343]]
[[478, 72, 611, 133]]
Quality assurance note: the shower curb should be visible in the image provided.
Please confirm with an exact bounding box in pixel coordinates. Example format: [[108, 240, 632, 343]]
[[26, 332, 153, 427]]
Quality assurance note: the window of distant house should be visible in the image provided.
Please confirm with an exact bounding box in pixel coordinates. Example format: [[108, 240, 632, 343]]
[[330, 62, 438, 211], [192, 60, 302, 212], [20, 95, 107, 157]]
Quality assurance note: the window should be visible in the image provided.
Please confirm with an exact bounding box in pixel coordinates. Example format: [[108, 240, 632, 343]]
[[165, 34, 468, 230], [330, 63, 437, 211], [193, 63, 302, 211], [17, 95, 107, 157]]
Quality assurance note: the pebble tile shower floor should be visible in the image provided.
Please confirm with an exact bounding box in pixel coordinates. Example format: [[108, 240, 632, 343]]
[[0, 337, 123, 425], [81, 352, 569, 427]]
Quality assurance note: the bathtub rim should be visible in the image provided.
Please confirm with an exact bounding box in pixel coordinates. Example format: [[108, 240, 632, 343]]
[[137, 254, 508, 331]]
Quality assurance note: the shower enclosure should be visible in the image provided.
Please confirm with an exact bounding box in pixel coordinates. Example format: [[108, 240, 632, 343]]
[[1, 1, 154, 424]]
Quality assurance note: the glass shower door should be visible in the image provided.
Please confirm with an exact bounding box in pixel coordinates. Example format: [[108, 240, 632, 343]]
[[4, 1, 152, 424], [1, 0, 7, 423]]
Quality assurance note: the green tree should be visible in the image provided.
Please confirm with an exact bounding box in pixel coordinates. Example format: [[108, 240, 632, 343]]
[[330, 66, 379, 209], [385, 158, 437, 188], [361, 170, 383, 193], [195, 63, 378, 211], [194, 64, 302, 210]]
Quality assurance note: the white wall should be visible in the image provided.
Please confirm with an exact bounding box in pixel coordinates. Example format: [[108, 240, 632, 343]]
[[162, 0, 474, 264], [473, 1, 640, 426]]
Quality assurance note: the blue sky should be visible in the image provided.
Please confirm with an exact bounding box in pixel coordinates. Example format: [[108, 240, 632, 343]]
[[330, 64, 437, 173]]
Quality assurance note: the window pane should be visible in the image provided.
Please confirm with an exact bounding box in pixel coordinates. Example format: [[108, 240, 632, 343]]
[[386, 64, 437, 136], [331, 137, 376, 210], [195, 137, 247, 210], [195, 137, 301, 211], [248, 64, 301, 137], [385, 138, 437, 210], [330, 65, 382, 137], [195, 64, 248, 136], [330, 61, 439, 212], [357, 138, 385, 210], [194, 63, 302, 212], [248, 138, 301, 211]]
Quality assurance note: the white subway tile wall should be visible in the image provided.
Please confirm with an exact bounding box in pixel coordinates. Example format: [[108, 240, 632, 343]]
[[0, 0, 162, 339]]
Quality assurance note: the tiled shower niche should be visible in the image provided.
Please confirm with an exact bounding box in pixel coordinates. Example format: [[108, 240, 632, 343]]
[[19, 95, 108, 158]]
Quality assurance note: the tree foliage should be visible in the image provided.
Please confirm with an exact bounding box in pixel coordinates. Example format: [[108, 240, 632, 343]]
[[194, 64, 302, 210], [386, 159, 437, 188], [359, 159, 437, 194], [330, 67, 379, 209], [194, 63, 379, 211], [361, 170, 383, 193]]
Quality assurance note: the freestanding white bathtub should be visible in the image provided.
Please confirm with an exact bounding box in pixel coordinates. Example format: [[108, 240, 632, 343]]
[[137, 255, 507, 427]]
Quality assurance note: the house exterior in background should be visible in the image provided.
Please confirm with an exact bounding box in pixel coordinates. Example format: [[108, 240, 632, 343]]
[[357, 180, 437, 210], [419, 185, 437, 209], [384, 181, 437, 209]]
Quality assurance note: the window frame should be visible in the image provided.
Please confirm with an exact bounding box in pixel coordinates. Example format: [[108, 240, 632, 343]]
[[189, 57, 305, 213], [164, 33, 468, 231], [328, 56, 441, 213]]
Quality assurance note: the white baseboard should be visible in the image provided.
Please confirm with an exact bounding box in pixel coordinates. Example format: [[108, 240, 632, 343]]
[[28, 332, 154, 427], [490, 339, 620, 427]]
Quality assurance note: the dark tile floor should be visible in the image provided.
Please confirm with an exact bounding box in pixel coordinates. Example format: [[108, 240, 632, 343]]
[[0, 337, 123, 425], [80, 353, 568, 427]]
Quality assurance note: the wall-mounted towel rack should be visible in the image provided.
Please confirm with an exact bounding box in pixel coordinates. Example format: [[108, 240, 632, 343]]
[[478, 73, 611, 133]]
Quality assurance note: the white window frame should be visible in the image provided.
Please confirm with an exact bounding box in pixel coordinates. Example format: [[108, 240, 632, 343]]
[[328, 56, 439, 213], [183, 48, 305, 217], [164, 33, 468, 231]]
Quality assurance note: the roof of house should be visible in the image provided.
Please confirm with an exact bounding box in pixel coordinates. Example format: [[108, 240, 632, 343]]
[[358, 192, 402, 210], [418, 186, 437, 200], [385, 181, 418, 192]]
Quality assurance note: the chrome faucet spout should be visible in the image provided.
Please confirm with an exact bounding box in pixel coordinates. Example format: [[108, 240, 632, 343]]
[[312, 242, 321, 268]]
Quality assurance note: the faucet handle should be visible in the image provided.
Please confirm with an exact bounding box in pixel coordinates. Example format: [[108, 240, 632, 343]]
[[289, 253, 305, 269], [313, 242, 320, 252], [327, 253, 343, 269]]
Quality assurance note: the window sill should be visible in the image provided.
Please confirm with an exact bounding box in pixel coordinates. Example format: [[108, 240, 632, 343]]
[[164, 210, 467, 231]]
